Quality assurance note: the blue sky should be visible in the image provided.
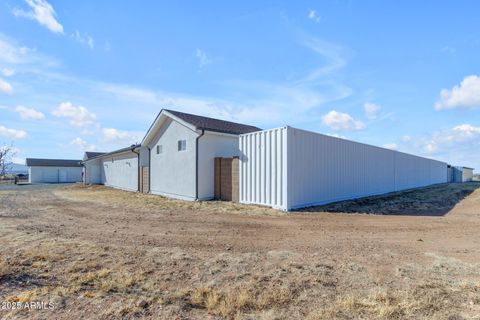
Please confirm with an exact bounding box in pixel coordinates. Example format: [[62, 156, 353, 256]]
[[0, 1, 479, 171]]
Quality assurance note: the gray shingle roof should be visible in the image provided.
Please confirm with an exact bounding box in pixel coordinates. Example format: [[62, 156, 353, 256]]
[[165, 109, 261, 135], [26, 158, 83, 167], [83, 144, 141, 162]]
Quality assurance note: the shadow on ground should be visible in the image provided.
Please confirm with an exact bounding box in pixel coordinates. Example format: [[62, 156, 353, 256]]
[[301, 182, 480, 216]]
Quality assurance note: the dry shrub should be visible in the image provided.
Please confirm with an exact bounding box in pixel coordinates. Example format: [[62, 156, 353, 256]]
[[187, 280, 301, 317], [310, 281, 470, 320], [0, 259, 11, 277]]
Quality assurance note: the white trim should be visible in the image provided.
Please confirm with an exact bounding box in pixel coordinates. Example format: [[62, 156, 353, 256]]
[[142, 111, 198, 146], [104, 184, 138, 192], [162, 110, 197, 132], [203, 130, 239, 138], [150, 189, 196, 201]]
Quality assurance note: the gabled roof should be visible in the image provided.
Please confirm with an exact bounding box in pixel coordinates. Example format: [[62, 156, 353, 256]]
[[26, 158, 82, 167], [82, 144, 140, 162], [142, 109, 261, 145], [164, 109, 261, 135], [83, 151, 106, 161]]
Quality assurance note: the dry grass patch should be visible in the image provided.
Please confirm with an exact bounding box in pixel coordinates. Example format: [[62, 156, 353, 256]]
[[183, 276, 308, 317], [56, 184, 285, 216], [311, 281, 479, 320], [306, 182, 480, 215]]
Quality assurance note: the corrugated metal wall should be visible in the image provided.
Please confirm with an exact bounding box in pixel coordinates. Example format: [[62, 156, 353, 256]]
[[239, 127, 287, 210], [240, 126, 448, 211]]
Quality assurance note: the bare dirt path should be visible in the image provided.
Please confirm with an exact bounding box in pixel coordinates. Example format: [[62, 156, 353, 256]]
[[1, 183, 480, 319]]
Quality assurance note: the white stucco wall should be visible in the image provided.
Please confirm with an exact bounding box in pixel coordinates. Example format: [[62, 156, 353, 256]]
[[101, 152, 138, 191], [148, 118, 198, 200], [84, 158, 103, 184], [29, 166, 83, 183], [197, 132, 240, 200]]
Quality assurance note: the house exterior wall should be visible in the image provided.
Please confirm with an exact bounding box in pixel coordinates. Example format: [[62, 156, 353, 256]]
[[148, 118, 198, 200], [101, 152, 138, 191], [84, 158, 102, 184], [240, 126, 448, 211], [28, 166, 83, 183], [197, 132, 240, 200]]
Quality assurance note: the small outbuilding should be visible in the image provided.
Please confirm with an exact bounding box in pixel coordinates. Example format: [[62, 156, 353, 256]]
[[26, 158, 83, 183], [452, 166, 474, 182], [140, 109, 260, 200], [83, 145, 140, 191]]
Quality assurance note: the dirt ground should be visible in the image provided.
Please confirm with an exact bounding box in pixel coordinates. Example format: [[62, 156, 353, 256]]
[[1, 183, 480, 319]]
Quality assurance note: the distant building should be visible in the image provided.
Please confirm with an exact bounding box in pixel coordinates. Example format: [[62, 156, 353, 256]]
[[452, 166, 474, 183], [26, 158, 83, 183]]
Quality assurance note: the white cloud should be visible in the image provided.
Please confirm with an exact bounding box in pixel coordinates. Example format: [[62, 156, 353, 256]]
[[401, 135, 412, 142], [308, 9, 321, 23], [325, 133, 347, 139], [195, 49, 211, 68], [321, 110, 365, 131], [102, 128, 141, 145], [0, 125, 27, 139], [71, 137, 96, 151], [1, 68, 15, 77], [399, 124, 480, 166], [422, 125, 480, 154], [297, 36, 349, 84], [100, 84, 157, 104], [15, 105, 45, 120], [382, 143, 398, 150], [0, 34, 58, 69], [0, 78, 13, 93], [12, 0, 63, 34], [0, 36, 29, 65], [435, 75, 480, 110], [72, 31, 94, 49], [364, 102, 381, 120], [52, 102, 97, 127]]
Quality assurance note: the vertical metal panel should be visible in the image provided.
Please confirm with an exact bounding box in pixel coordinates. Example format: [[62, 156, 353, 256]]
[[287, 127, 447, 209], [241, 126, 448, 211], [239, 127, 287, 210]]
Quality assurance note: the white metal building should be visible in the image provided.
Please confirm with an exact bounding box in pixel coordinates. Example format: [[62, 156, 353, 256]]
[[140, 109, 260, 200], [26, 158, 83, 183], [239, 126, 448, 211]]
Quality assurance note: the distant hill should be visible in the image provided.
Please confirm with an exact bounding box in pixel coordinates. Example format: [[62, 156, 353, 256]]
[[6, 163, 28, 174]]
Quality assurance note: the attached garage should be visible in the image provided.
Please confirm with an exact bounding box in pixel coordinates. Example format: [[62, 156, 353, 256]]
[[26, 158, 83, 183], [239, 126, 448, 211]]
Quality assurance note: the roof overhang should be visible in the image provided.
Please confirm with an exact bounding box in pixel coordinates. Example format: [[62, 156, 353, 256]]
[[82, 145, 140, 163], [141, 109, 198, 147]]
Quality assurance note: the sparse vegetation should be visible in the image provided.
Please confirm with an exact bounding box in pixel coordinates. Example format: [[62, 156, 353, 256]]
[[1, 183, 480, 319]]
